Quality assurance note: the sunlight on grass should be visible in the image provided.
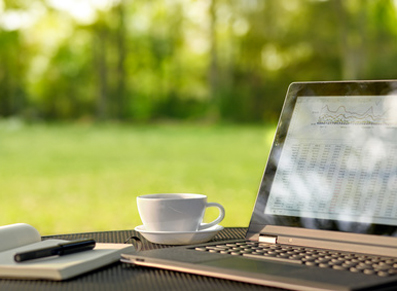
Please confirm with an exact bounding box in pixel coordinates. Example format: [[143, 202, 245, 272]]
[[0, 121, 276, 235]]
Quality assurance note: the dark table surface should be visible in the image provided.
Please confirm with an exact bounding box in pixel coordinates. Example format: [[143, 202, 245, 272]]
[[0, 227, 283, 291]]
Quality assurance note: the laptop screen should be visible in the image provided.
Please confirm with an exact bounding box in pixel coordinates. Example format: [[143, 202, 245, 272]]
[[249, 81, 397, 237]]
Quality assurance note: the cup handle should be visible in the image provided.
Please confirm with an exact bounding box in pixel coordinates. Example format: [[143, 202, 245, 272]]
[[198, 202, 225, 230]]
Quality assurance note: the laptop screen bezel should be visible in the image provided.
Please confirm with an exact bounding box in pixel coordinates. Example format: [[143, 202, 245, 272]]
[[247, 80, 397, 239]]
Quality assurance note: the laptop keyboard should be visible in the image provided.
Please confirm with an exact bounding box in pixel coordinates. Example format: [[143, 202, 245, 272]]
[[193, 241, 397, 277]]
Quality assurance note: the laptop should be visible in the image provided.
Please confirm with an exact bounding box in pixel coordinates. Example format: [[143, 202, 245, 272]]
[[121, 80, 397, 291]]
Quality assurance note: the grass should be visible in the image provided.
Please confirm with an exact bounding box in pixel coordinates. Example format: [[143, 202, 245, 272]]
[[0, 120, 276, 235]]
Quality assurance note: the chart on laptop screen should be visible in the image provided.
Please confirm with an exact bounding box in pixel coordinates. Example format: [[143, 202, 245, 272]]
[[265, 96, 397, 226]]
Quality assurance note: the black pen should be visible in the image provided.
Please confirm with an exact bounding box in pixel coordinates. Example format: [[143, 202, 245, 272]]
[[14, 239, 96, 262]]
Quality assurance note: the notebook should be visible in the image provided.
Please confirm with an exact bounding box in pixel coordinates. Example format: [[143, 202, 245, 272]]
[[121, 80, 397, 291], [0, 223, 135, 280]]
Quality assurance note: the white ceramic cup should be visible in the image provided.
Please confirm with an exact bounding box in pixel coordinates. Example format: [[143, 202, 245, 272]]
[[137, 193, 225, 232]]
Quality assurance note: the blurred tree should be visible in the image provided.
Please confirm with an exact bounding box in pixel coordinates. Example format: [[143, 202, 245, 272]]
[[0, 0, 30, 118], [0, 0, 396, 123], [0, 29, 27, 117]]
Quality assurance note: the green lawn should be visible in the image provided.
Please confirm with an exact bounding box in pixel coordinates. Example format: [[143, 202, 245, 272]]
[[0, 120, 275, 235]]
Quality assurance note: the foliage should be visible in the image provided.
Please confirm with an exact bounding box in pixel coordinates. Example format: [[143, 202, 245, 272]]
[[0, 0, 397, 123]]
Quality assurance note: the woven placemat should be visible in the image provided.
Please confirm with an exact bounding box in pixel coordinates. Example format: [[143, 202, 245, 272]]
[[0, 228, 282, 291]]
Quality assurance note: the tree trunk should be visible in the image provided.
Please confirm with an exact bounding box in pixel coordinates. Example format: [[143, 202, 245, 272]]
[[333, 0, 368, 80], [94, 25, 108, 121], [115, 0, 126, 120], [208, 0, 218, 103]]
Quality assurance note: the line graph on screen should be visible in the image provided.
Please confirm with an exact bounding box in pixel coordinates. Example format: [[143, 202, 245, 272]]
[[317, 104, 389, 125]]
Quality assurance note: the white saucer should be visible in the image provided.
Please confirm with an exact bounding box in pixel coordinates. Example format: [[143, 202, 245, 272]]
[[135, 225, 224, 245]]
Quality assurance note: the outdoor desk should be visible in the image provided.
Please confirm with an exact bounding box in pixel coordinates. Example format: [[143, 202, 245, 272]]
[[0, 227, 282, 291]]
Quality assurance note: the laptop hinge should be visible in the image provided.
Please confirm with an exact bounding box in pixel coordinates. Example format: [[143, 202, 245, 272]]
[[258, 234, 277, 244]]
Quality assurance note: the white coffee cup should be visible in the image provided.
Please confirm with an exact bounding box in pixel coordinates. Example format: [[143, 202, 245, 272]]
[[137, 193, 225, 232]]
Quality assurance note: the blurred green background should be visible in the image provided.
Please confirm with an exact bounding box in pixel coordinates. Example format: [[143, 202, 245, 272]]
[[1, 0, 397, 234]]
